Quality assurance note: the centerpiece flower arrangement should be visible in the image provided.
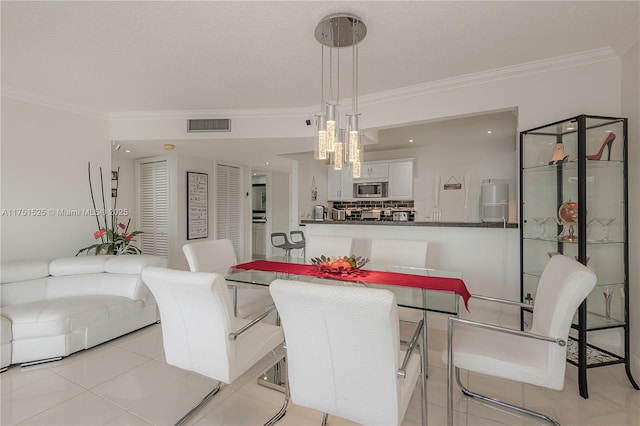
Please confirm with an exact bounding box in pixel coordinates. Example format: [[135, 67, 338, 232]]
[[77, 163, 143, 255], [310, 255, 369, 275]]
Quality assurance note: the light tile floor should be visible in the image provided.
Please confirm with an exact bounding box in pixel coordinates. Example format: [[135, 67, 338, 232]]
[[1, 323, 638, 425]]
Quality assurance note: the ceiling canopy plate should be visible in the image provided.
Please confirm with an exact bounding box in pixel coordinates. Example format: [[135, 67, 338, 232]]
[[314, 13, 366, 48]]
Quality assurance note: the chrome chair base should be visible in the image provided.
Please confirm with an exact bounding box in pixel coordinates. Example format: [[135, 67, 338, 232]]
[[264, 375, 290, 426], [453, 367, 560, 426], [21, 356, 63, 367], [175, 382, 221, 426]]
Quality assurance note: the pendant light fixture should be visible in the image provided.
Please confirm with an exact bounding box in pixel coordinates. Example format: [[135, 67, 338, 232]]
[[314, 14, 366, 177]]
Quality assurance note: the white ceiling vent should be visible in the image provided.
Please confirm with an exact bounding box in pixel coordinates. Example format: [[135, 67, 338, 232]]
[[187, 118, 231, 132]]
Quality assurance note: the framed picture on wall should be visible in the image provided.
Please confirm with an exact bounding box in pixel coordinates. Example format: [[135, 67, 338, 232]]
[[187, 171, 208, 239]]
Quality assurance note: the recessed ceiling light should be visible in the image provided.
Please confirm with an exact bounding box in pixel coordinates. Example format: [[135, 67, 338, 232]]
[[124, 149, 131, 153], [265, 162, 269, 165], [409, 139, 414, 143], [486, 130, 492, 134]]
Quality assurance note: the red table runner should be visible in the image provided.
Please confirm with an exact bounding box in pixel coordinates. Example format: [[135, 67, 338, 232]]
[[232, 260, 470, 310]]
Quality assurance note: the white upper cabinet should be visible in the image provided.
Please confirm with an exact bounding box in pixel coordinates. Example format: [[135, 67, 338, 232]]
[[357, 162, 389, 181], [328, 160, 413, 200], [387, 161, 413, 199], [327, 166, 353, 200]]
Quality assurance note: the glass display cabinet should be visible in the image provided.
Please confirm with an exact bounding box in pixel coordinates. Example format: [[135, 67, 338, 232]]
[[519, 114, 638, 398]]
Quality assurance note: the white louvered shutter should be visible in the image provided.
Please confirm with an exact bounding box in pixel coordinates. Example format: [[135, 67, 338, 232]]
[[140, 160, 169, 256], [216, 164, 241, 256]]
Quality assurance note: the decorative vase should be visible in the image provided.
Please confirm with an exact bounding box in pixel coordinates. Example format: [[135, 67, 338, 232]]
[[558, 200, 579, 242]]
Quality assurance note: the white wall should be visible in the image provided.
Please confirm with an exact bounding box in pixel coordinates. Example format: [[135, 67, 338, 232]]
[[287, 152, 330, 222], [621, 40, 639, 379], [269, 171, 291, 234], [359, 139, 517, 223], [111, 153, 137, 233], [1, 96, 110, 262]]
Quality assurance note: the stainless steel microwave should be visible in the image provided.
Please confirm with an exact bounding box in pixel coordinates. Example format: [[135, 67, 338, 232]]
[[354, 182, 387, 198]]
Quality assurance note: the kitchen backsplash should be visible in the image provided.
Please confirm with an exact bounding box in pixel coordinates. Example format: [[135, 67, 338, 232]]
[[330, 200, 415, 221]]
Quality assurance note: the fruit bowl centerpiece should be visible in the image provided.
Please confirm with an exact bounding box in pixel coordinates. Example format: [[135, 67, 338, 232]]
[[310, 255, 369, 275]]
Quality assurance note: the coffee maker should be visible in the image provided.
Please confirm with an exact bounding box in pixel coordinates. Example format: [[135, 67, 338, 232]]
[[313, 205, 327, 221]]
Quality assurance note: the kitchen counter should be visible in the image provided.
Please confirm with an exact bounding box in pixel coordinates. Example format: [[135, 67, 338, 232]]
[[300, 220, 517, 228]]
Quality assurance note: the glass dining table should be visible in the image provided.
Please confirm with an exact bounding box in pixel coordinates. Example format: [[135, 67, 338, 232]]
[[219, 256, 465, 395]]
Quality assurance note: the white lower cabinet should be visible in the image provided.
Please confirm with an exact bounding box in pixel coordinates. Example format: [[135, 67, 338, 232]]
[[252, 223, 266, 258]]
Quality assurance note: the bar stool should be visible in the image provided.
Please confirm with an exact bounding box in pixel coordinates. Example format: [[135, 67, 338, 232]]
[[271, 232, 297, 260], [289, 231, 305, 259]]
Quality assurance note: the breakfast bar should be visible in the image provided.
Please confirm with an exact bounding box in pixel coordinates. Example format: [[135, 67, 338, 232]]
[[298, 221, 520, 329]]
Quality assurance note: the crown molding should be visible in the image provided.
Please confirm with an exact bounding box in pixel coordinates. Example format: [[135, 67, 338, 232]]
[[358, 47, 620, 108], [0, 87, 108, 120], [108, 106, 317, 121], [3, 46, 622, 123], [612, 13, 640, 57]]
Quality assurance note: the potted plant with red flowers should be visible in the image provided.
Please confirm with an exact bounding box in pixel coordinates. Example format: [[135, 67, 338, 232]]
[[77, 163, 143, 255]]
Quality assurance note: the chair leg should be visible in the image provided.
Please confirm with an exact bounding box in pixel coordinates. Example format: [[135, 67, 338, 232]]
[[320, 413, 329, 425], [175, 382, 222, 426], [264, 370, 290, 426], [453, 368, 560, 426], [419, 339, 428, 426]]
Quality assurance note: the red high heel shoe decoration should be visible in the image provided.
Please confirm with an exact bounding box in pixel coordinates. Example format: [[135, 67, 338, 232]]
[[587, 132, 616, 161]]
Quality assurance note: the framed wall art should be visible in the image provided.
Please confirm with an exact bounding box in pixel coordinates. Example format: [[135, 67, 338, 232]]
[[187, 171, 208, 239]]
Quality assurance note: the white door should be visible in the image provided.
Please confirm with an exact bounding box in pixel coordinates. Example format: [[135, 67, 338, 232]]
[[139, 160, 169, 256], [216, 164, 241, 256]]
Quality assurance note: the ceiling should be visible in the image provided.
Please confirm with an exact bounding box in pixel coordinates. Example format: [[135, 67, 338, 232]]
[[2, 1, 638, 169]]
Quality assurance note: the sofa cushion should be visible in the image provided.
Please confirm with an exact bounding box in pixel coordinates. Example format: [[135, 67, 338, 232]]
[[47, 274, 147, 300], [0, 316, 11, 344], [1, 296, 144, 340], [1, 260, 50, 284], [1, 278, 49, 307], [49, 256, 109, 276], [0, 315, 10, 369], [104, 255, 168, 274]]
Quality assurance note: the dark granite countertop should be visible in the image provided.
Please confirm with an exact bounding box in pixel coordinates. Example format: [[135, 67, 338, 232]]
[[300, 220, 518, 229]]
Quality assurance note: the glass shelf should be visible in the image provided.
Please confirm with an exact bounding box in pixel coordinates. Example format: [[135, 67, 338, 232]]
[[522, 158, 624, 171], [572, 310, 626, 330], [522, 236, 625, 245]]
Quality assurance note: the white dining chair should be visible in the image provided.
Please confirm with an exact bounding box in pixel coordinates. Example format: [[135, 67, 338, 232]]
[[444, 254, 597, 426], [370, 239, 429, 324], [265, 279, 426, 426], [304, 235, 354, 261], [183, 239, 273, 318], [141, 267, 284, 426]]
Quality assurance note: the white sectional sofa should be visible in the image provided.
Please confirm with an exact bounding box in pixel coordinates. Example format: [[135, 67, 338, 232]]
[[0, 255, 167, 370]]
